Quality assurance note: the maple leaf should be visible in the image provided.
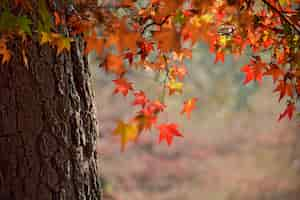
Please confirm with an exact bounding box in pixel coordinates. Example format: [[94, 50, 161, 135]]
[[240, 59, 266, 85], [40, 32, 52, 45], [133, 114, 157, 132], [181, 98, 198, 119], [124, 52, 134, 65], [53, 11, 61, 26], [105, 19, 141, 53], [103, 54, 126, 75], [141, 100, 166, 116], [167, 79, 183, 95], [273, 80, 293, 102], [132, 91, 148, 107], [113, 120, 138, 151], [157, 123, 183, 146], [0, 39, 12, 64], [84, 30, 104, 56], [40, 32, 72, 55], [214, 50, 225, 64], [53, 35, 72, 55], [113, 78, 133, 96], [169, 65, 188, 80], [263, 64, 284, 83], [153, 25, 181, 53], [278, 103, 296, 121]]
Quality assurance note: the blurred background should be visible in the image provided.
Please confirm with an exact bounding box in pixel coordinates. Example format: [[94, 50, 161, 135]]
[[91, 42, 300, 200]]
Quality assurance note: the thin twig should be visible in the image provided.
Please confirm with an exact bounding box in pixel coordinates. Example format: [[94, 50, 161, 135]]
[[261, 0, 300, 35], [141, 15, 171, 34]]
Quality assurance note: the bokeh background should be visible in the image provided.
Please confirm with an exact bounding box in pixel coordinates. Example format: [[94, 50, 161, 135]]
[[91, 42, 300, 200]]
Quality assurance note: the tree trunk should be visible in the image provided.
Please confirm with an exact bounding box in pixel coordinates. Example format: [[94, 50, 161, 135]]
[[0, 31, 102, 200]]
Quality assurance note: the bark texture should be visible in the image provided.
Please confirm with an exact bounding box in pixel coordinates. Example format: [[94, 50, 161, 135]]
[[0, 35, 102, 199]]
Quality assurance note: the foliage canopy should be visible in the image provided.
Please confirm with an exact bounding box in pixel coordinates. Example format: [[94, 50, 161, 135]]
[[1, 0, 300, 150]]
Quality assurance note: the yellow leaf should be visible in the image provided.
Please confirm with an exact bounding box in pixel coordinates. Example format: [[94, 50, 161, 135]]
[[40, 32, 52, 45], [55, 36, 72, 55], [40, 32, 73, 55], [167, 79, 183, 95], [113, 121, 138, 151]]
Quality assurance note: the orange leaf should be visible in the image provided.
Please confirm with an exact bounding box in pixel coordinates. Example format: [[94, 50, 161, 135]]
[[54, 11, 61, 26], [153, 25, 181, 53], [84, 30, 104, 56], [103, 54, 126, 75], [0, 39, 12, 64], [181, 98, 198, 119]]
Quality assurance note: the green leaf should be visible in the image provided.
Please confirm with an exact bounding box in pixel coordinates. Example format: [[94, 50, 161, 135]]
[[38, 0, 52, 32], [0, 10, 17, 32], [16, 16, 33, 36], [0, 10, 32, 36]]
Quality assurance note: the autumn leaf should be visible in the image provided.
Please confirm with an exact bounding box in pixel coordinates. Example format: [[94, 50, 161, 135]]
[[132, 91, 148, 107], [103, 54, 125, 75], [181, 98, 198, 119], [157, 123, 183, 146], [273, 80, 293, 102], [240, 59, 266, 85], [40, 32, 52, 45], [105, 19, 141, 53], [167, 79, 183, 95], [113, 120, 138, 151], [278, 102, 296, 121], [169, 65, 187, 80], [113, 78, 133, 96], [263, 64, 284, 83], [214, 50, 225, 64], [52, 35, 72, 55], [84, 30, 104, 56], [133, 114, 157, 132], [53, 11, 61, 26], [153, 25, 181, 53], [40, 32, 73, 55], [141, 100, 166, 116], [0, 39, 12, 64]]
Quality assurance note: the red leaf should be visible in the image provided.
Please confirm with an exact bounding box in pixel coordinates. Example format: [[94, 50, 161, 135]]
[[141, 100, 166, 116], [240, 58, 266, 85], [278, 103, 296, 121], [273, 80, 293, 102], [263, 64, 284, 83], [113, 78, 133, 96], [157, 123, 183, 146], [132, 91, 148, 107], [214, 50, 225, 64]]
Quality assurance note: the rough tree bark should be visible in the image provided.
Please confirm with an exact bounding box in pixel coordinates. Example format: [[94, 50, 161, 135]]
[[0, 3, 102, 199]]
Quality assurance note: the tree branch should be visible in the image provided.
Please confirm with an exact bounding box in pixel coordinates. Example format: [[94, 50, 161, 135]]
[[261, 0, 300, 35]]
